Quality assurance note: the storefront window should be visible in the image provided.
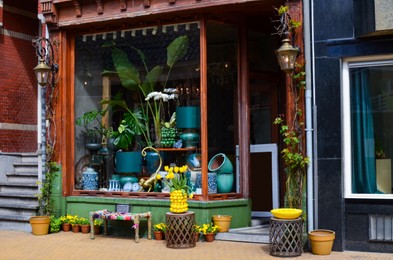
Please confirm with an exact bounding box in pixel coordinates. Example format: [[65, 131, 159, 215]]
[[74, 22, 200, 192], [343, 57, 393, 198]]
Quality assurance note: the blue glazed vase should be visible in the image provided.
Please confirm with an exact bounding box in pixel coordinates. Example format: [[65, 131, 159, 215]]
[[196, 172, 217, 194], [144, 151, 161, 175], [82, 168, 99, 190]]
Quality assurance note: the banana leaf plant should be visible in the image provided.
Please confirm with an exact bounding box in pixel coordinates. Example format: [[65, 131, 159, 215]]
[[102, 35, 189, 148]]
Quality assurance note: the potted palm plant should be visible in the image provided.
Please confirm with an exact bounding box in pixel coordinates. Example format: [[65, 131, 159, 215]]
[[103, 35, 189, 149]]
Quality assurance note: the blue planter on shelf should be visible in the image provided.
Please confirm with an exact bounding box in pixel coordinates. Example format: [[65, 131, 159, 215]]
[[115, 151, 142, 173]]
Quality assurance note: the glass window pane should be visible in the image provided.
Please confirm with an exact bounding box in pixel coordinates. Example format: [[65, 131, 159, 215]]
[[350, 65, 393, 194], [74, 23, 200, 190], [207, 22, 238, 193]]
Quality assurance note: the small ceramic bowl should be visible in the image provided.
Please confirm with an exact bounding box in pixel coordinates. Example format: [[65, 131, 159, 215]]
[[271, 208, 302, 219]]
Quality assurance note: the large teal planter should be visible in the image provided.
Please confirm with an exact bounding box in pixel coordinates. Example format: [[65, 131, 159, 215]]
[[115, 151, 142, 173], [208, 153, 233, 174], [176, 106, 200, 129], [217, 172, 234, 193]]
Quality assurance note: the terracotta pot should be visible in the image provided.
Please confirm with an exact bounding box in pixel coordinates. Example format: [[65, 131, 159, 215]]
[[72, 224, 80, 233], [309, 229, 335, 255], [204, 233, 215, 242], [62, 223, 71, 232], [29, 216, 50, 236], [212, 215, 232, 232], [80, 224, 90, 234], [194, 232, 200, 242], [154, 231, 164, 240], [94, 225, 101, 235]]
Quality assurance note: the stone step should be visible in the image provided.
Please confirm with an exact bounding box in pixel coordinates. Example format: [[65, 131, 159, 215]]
[[0, 214, 32, 232], [20, 153, 39, 164], [0, 202, 38, 216], [6, 172, 38, 183], [215, 225, 270, 244], [13, 163, 38, 173], [0, 193, 38, 204], [0, 182, 38, 194]]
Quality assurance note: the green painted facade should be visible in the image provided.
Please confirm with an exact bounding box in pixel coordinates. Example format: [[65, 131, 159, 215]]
[[50, 170, 252, 238]]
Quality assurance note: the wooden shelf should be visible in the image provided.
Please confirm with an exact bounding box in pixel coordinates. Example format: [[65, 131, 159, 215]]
[[72, 189, 241, 200], [156, 148, 200, 152]]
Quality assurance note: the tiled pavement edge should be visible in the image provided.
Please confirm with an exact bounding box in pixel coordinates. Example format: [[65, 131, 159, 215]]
[[0, 230, 392, 260]]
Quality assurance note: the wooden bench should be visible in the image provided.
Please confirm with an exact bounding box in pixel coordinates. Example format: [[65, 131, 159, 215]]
[[89, 209, 152, 243]]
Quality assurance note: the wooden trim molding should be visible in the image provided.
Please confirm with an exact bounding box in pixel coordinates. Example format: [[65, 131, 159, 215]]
[[96, 0, 104, 14], [119, 0, 127, 11], [143, 0, 151, 8], [41, 0, 57, 25], [72, 0, 81, 17]]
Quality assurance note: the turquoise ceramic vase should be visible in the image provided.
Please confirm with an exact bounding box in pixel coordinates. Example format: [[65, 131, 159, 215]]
[[216, 172, 234, 193], [208, 153, 233, 174]]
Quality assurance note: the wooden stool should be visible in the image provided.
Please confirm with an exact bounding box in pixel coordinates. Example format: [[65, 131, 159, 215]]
[[269, 217, 303, 257], [166, 211, 196, 248]]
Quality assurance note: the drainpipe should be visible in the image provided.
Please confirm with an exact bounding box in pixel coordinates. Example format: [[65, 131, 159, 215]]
[[303, 0, 315, 232], [37, 13, 45, 190], [36, 13, 50, 188]]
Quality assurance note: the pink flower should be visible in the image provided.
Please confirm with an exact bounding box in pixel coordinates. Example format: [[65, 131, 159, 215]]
[[132, 223, 139, 229]]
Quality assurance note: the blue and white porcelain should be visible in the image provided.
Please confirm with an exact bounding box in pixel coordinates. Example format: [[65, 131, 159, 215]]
[[195, 172, 217, 194], [82, 167, 99, 190]]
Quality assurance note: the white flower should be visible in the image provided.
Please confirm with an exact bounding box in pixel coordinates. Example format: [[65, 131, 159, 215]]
[[145, 91, 178, 102], [164, 88, 178, 94]]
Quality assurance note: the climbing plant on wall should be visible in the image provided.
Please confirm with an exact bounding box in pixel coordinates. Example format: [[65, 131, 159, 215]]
[[273, 4, 309, 210]]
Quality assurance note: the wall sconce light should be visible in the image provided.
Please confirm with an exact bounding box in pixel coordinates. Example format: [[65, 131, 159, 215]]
[[32, 37, 58, 87], [275, 38, 299, 73]]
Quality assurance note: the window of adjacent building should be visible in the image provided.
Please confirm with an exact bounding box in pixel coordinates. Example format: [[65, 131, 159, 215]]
[[343, 56, 393, 198]]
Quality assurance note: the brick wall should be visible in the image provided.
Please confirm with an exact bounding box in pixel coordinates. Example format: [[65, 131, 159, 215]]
[[0, 0, 39, 152]]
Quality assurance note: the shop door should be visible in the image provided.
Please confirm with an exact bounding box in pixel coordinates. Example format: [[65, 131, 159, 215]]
[[248, 75, 280, 217]]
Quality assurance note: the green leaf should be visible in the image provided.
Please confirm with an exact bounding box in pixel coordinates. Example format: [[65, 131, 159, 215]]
[[167, 36, 189, 68], [141, 65, 163, 96], [112, 48, 141, 90]]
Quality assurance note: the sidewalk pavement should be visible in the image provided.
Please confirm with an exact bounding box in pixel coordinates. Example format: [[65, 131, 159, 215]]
[[1, 230, 392, 260]]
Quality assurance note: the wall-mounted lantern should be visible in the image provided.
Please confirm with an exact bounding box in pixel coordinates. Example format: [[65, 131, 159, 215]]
[[32, 37, 58, 87], [276, 38, 299, 73]]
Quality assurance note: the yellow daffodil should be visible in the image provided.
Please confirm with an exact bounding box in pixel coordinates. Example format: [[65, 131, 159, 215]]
[[174, 166, 179, 173], [180, 165, 188, 173], [164, 165, 169, 172], [156, 173, 161, 180], [166, 172, 175, 179]]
